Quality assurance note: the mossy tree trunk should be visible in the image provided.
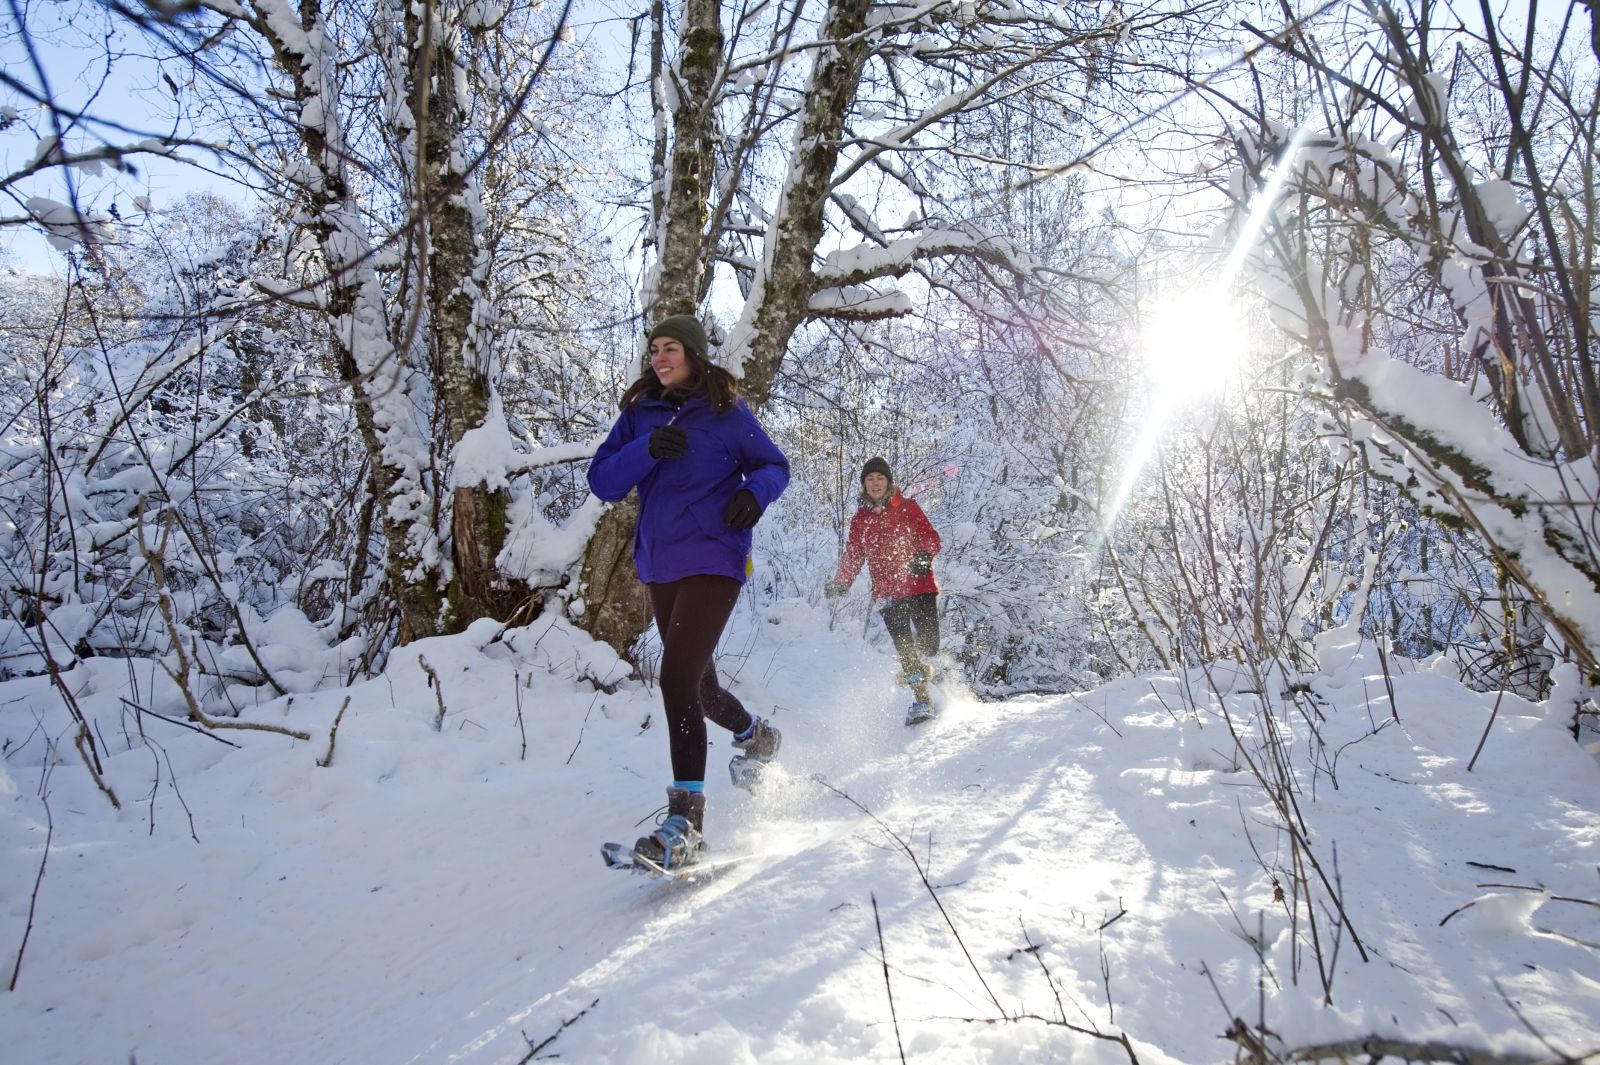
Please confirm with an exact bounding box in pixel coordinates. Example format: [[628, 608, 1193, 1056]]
[[411, 5, 536, 632]]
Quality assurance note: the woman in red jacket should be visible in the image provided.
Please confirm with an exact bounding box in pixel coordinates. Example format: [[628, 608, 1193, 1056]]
[[825, 457, 943, 722]]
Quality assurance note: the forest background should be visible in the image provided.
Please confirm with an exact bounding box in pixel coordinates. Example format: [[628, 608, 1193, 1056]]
[[6, 0, 1597, 708], [0, 1, 1597, 1052]]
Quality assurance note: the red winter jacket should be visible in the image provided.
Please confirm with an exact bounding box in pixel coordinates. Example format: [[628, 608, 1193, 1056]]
[[833, 490, 941, 601]]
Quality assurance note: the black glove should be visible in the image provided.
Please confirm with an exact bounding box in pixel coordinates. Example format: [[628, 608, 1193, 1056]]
[[908, 550, 933, 577], [647, 423, 688, 459], [722, 489, 763, 530], [824, 580, 845, 600]]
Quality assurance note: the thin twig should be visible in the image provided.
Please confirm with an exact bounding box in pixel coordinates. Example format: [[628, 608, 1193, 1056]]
[[567, 691, 599, 766], [1374, 640, 1400, 722], [1466, 686, 1509, 773], [317, 696, 351, 768], [815, 776, 1006, 1015], [517, 996, 599, 1063], [145, 734, 164, 837], [1099, 899, 1128, 930], [155, 740, 199, 842], [872, 892, 908, 1065], [42, 635, 118, 808], [419, 655, 447, 731], [1019, 922, 1070, 1026], [121, 698, 241, 747], [1099, 925, 1116, 1024], [956, 1012, 1143, 1064], [515, 671, 528, 761], [9, 790, 52, 991]]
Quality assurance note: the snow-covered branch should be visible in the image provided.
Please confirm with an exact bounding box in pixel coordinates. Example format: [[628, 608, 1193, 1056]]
[[815, 227, 1033, 289]]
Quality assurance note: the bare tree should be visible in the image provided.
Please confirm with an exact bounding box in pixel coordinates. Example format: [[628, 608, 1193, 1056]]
[[1219, 0, 1600, 679]]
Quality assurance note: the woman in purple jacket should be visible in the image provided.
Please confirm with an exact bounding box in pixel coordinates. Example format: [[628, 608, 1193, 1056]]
[[587, 314, 789, 871]]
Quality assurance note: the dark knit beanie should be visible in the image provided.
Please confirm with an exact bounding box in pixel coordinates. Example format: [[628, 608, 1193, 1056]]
[[647, 315, 710, 359], [861, 456, 893, 484]]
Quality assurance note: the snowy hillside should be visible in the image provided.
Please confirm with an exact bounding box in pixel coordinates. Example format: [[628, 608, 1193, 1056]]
[[3, 599, 1597, 1064]]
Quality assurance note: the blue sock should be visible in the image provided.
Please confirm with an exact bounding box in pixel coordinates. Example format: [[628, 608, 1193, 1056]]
[[734, 717, 756, 742], [672, 780, 704, 794]]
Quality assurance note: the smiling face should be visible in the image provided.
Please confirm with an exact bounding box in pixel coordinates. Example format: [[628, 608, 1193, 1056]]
[[650, 337, 692, 390], [863, 472, 890, 503]]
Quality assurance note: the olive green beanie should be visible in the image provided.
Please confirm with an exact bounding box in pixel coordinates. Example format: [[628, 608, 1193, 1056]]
[[646, 314, 711, 359]]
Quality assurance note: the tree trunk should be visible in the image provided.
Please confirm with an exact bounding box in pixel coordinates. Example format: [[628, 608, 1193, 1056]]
[[412, 3, 536, 631], [254, 0, 442, 643], [736, 0, 873, 406], [577, 497, 651, 659], [575, 0, 724, 660]]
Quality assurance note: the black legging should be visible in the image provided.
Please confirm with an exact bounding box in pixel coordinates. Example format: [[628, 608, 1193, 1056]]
[[649, 574, 754, 782], [880, 592, 940, 680]]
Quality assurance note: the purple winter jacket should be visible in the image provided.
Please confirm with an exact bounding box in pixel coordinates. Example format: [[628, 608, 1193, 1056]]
[[587, 392, 790, 585]]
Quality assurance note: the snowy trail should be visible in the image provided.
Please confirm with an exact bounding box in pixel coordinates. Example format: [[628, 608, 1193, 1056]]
[[438, 674, 1201, 1064]]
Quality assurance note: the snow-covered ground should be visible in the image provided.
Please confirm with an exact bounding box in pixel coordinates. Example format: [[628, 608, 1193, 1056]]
[[3, 597, 1597, 1064]]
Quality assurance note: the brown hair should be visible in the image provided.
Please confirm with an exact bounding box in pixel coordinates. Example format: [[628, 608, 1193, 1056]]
[[619, 346, 740, 414]]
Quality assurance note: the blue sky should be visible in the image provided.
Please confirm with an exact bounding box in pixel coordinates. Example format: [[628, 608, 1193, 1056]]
[[1, 0, 238, 274]]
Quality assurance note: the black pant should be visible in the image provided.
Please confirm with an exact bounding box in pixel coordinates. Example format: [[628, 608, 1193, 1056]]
[[880, 592, 940, 681], [648, 575, 754, 782]]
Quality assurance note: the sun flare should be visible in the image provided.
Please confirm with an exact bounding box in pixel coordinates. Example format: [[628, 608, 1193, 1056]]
[[1140, 288, 1249, 401]]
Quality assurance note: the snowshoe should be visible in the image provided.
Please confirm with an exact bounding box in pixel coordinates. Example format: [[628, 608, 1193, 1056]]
[[601, 841, 639, 870], [729, 716, 781, 791], [631, 787, 707, 872], [602, 840, 752, 880], [905, 698, 937, 725]]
